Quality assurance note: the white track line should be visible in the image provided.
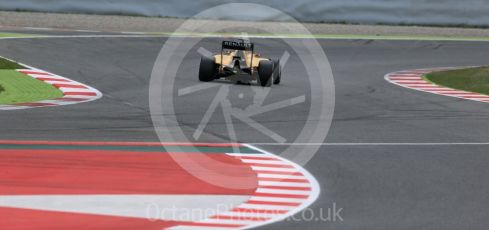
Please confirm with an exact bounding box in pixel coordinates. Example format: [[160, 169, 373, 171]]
[[248, 142, 489, 146]]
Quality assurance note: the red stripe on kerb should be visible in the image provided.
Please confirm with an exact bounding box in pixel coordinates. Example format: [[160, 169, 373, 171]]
[[245, 163, 295, 168], [259, 185, 311, 191], [254, 171, 303, 176], [258, 177, 309, 183], [231, 208, 289, 214], [55, 98, 87, 101], [18, 70, 51, 75], [53, 84, 88, 89], [36, 77, 70, 82], [63, 92, 97, 96], [245, 200, 301, 207], [235, 156, 278, 161], [254, 193, 309, 199]]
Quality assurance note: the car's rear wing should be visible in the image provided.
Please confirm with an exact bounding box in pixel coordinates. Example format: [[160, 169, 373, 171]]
[[220, 40, 255, 73], [222, 40, 254, 51]]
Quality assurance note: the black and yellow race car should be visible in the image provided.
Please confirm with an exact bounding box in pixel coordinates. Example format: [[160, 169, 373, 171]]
[[199, 39, 281, 87]]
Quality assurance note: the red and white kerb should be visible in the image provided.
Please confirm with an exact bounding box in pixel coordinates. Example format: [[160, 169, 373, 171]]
[[0, 66, 102, 110], [385, 67, 489, 104]]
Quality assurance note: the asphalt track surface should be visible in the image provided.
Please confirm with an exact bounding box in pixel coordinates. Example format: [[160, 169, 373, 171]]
[[1, 32, 489, 229]]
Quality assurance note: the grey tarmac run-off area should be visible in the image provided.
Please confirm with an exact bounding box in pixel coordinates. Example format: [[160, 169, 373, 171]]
[[3, 10, 489, 37], [1, 12, 489, 230]]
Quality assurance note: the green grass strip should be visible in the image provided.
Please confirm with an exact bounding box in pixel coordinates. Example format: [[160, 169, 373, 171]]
[[0, 57, 24, 69], [0, 32, 39, 38], [0, 70, 63, 105], [0, 143, 260, 153], [425, 67, 489, 96]]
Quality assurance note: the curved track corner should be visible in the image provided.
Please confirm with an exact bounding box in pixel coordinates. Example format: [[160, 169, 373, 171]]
[[0, 57, 102, 110], [385, 67, 489, 103]]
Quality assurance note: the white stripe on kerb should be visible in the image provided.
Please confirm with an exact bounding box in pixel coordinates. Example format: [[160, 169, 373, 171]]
[[237, 203, 295, 210], [258, 181, 310, 187], [195, 218, 264, 225], [255, 188, 311, 195], [249, 196, 306, 203], [251, 166, 298, 172], [241, 159, 288, 165], [219, 211, 279, 218], [257, 174, 306, 179]]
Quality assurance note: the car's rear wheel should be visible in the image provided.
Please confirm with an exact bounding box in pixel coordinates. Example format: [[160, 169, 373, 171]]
[[258, 60, 273, 87], [199, 56, 216, 82], [273, 59, 281, 85]]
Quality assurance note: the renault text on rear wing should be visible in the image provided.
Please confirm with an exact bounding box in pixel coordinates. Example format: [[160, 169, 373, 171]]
[[222, 41, 254, 51]]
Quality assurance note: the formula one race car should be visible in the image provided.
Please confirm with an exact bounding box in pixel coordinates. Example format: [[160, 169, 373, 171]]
[[199, 39, 281, 87]]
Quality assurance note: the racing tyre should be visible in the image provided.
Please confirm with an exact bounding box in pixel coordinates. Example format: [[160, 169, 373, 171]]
[[273, 59, 281, 85], [258, 60, 273, 87], [199, 56, 216, 82]]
